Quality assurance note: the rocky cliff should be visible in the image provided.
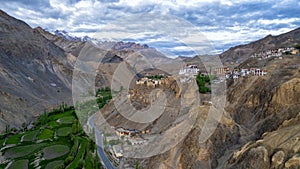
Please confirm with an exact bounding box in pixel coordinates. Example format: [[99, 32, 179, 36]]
[[143, 54, 300, 169], [0, 10, 74, 131], [133, 47, 300, 169]]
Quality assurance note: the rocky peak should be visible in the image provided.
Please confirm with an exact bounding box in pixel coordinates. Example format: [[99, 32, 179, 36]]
[[112, 41, 149, 51], [53, 29, 90, 42]]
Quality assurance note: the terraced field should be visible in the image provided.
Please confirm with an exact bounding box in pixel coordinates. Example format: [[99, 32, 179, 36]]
[[0, 88, 112, 169], [0, 106, 102, 169]]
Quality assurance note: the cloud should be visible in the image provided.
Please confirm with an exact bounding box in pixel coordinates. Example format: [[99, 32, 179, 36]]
[[1, 0, 300, 56], [257, 18, 300, 25]]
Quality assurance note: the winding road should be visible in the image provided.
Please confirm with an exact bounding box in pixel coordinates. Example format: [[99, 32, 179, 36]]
[[88, 115, 116, 169]]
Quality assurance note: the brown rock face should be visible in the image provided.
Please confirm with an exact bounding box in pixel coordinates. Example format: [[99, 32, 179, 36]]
[[0, 10, 73, 131], [143, 54, 300, 168], [271, 150, 285, 167], [285, 155, 300, 168], [271, 78, 300, 106]]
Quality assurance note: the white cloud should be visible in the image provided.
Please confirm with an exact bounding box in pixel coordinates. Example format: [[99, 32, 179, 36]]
[[49, 0, 75, 15], [1, 0, 300, 55], [257, 18, 300, 25], [272, 0, 299, 8]]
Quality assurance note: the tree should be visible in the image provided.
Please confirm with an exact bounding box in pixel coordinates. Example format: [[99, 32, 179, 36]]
[[5, 124, 10, 134], [196, 74, 212, 93], [199, 86, 211, 93], [60, 102, 67, 112], [295, 44, 300, 50], [72, 119, 79, 134], [39, 112, 48, 125], [136, 161, 139, 169]]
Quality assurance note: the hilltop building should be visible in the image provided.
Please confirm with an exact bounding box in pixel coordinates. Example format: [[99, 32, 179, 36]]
[[251, 47, 298, 59], [179, 64, 199, 76], [136, 77, 161, 87], [224, 68, 267, 79]]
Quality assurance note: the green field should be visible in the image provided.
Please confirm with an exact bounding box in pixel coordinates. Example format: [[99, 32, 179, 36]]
[[56, 127, 72, 137], [45, 160, 64, 169], [65, 138, 87, 169], [58, 116, 75, 124], [8, 159, 28, 169], [37, 129, 54, 140], [42, 145, 70, 160], [4, 143, 47, 158], [0, 89, 112, 169], [46, 121, 59, 129], [22, 130, 39, 142], [6, 133, 23, 145], [0, 138, 5, 146]]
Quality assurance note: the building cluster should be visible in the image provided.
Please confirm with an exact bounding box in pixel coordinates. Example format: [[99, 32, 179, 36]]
[[251, 47, 299, 60], [179, 64, 200, 76], [136, 77, 161, 87], [104, 127, 150, 162], [115, 127, 150, 138], [214, 67, 267, 79], [115, 127, 149, 145], [116, 127, 138, 137]]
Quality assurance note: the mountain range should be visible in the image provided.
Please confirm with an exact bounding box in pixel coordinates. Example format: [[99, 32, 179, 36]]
[[0, 9, 173, 132]]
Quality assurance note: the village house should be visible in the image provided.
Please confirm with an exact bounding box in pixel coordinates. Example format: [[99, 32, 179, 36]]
[[141, 129, 150, 134], [136, 78, 147, 85], [292, 49, 299, 55], [233, 73, 239, 79], [128, 137, 147, 145], [214, 67, 230, 75], [253, 68, 267, 76], [240, 68, 251, 76], [225, 74, 231, 79], [116, 127, 138, 137]]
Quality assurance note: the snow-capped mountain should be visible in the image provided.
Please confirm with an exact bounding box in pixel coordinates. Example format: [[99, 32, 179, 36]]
[[53, 30, 91, 42]]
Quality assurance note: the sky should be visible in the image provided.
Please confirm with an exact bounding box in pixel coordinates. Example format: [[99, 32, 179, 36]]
[[1, 0, 300, 57]]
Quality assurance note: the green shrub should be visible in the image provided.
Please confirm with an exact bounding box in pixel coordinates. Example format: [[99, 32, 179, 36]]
[[78, 159, 84, 168], [69, 138, 79, 156], [199, 86, 211, 93], [6, 134, 22, 144], [64, 155, 74, 165], [196, 74, 212, 93], [37, 129, 54, 140]]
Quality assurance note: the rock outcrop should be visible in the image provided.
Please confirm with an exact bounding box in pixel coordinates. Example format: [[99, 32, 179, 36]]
[[143, 49, 300, 169]]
